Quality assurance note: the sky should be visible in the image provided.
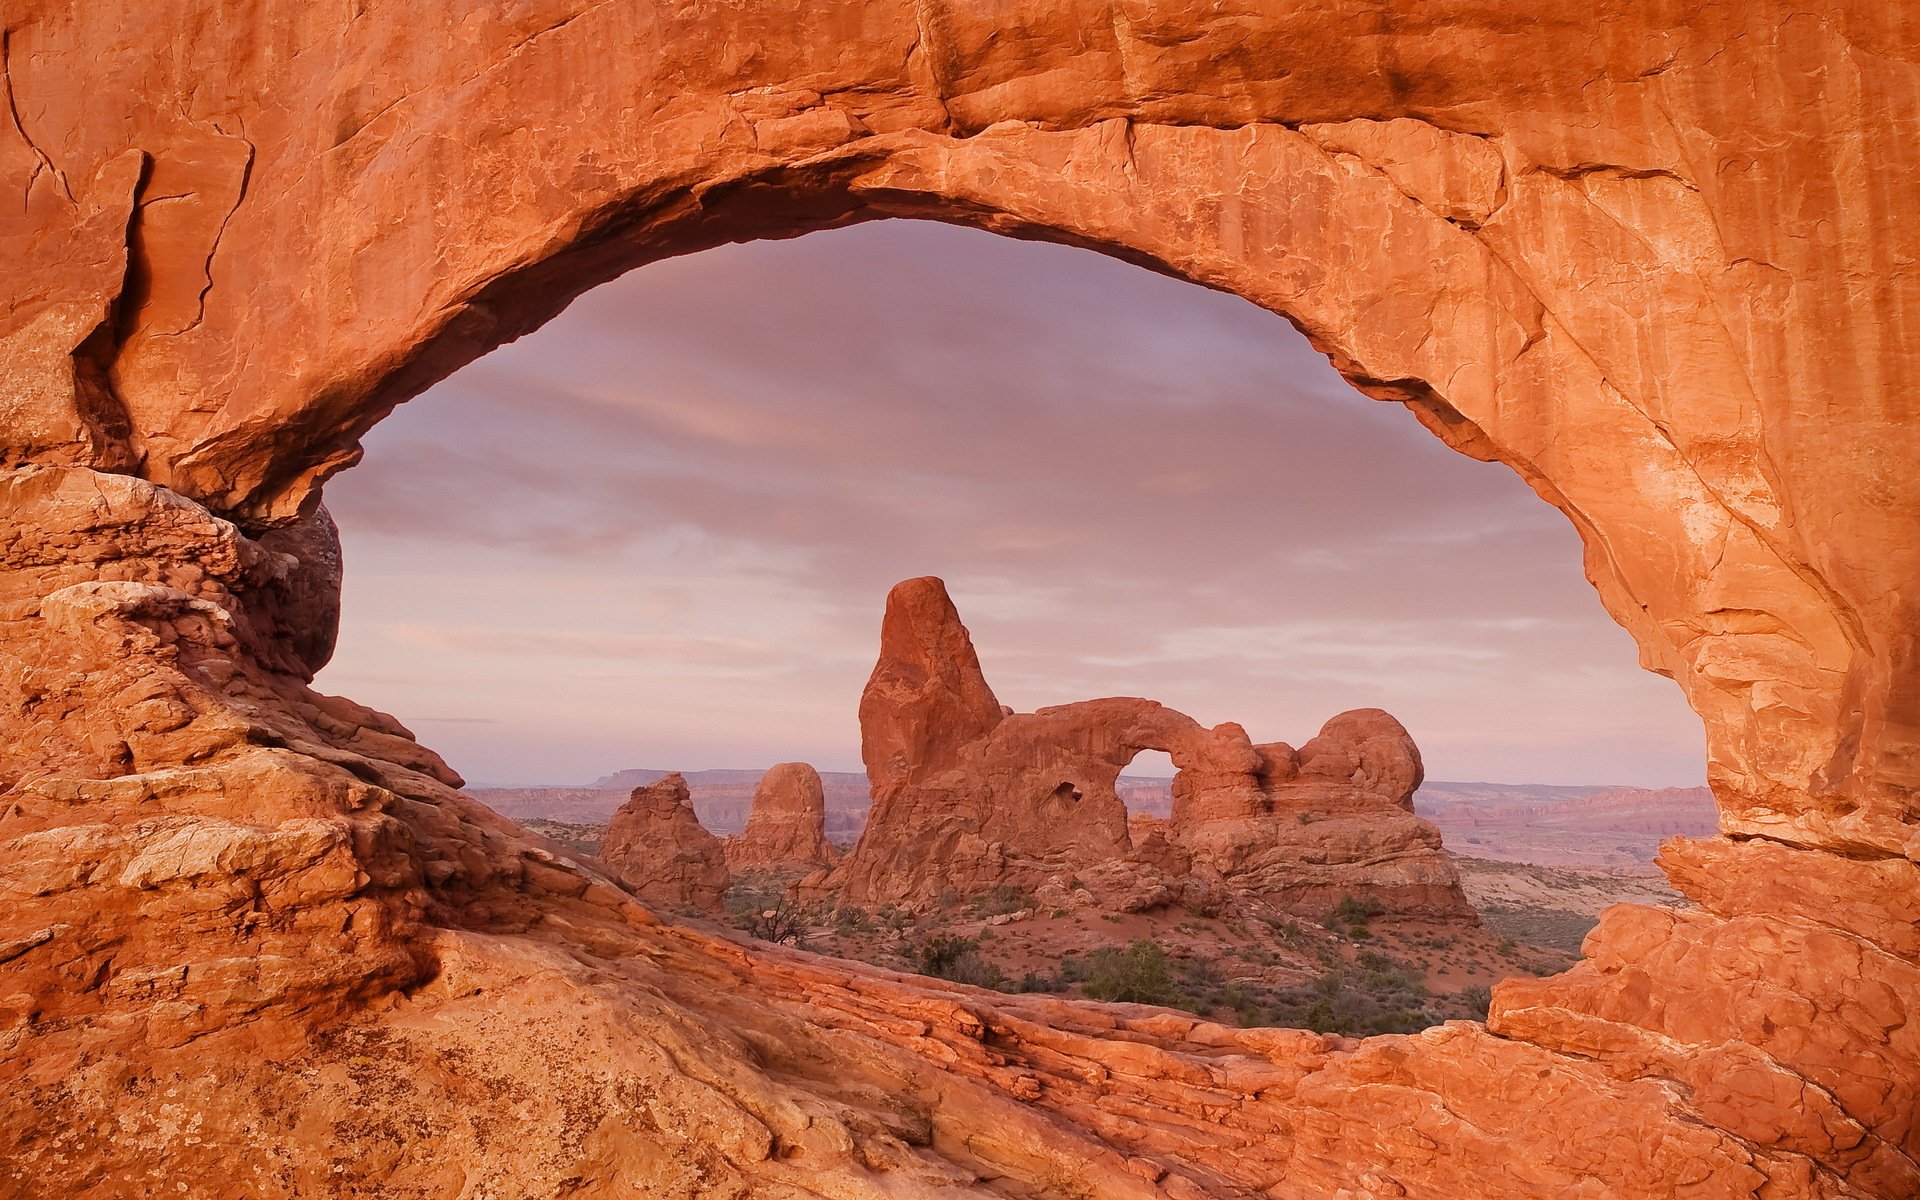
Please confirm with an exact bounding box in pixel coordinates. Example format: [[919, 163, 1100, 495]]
[[314, 219, 1707, 788]]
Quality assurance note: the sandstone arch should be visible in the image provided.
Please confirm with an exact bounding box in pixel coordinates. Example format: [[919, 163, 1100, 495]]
[[2, 3, 1916, 1197], [828, 577, 1472, 919]]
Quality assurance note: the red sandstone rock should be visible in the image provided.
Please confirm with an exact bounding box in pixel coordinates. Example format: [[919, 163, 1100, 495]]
[[726, 762, 835, 873], [858, 576, 1008, 794], [599, 774, 728, 913], [0, 5, 1914, 1198], [828, 578, 1473, 921]]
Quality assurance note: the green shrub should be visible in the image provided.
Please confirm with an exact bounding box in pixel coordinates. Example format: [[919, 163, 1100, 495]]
[[914, 935, 1004, 989], [834, 905, 871, 935], [1083, 940, 1184, 1007], [1013, 970, 1065, 993], [1266, 952, 1436, 1035], [1332, 894, 1386, 927], [970, 884, 1035, 917], [1224, 982, 1266, 1026]]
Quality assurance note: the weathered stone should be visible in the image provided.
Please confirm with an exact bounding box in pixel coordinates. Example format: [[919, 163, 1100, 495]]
[[726, 762, 835, 873], [600, 774, 728, 913], [827, 578, 1473, 921], [0, 5, 1914, 1197]]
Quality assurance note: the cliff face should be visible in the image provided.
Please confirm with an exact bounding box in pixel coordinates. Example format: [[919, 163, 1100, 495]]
[[1, 4, 1916, 1197]]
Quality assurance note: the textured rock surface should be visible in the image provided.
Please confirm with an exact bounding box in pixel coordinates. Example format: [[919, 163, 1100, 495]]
[[1, 3, 1915, 1197], [727, 761, 836, 873], [826, 577, 1473, 920], [600, 774, 729, 913]]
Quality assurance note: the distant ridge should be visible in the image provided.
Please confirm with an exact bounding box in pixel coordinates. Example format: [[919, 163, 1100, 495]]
[[474, 769, 873, 835], [472, 770, 1712, 858], [1418, 784, 1716, 867]]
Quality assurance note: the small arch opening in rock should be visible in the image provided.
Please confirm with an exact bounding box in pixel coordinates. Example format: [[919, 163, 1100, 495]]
[[1117, 750, 1176, 820]]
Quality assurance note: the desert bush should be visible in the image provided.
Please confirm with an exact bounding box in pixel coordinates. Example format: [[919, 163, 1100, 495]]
[[1225, 982, 1266, 1026], [1332, 894, 1386, 927], [914, 934, 1005, 989], [726, 884, 819, 944], [1181, 956, 1225, 990], [1264, 917, 1305, 943], [1265, 951, 1435, 1035], [970, 884, 1035, 917], [1083, 940, 1184, 1007], [834, 905, 871, 936], [1011, 969, 1066, 993]]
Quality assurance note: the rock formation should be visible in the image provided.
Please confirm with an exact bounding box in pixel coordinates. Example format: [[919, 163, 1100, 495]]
[[726, 762, 835, 873], [599, 774, 729, 913], [1, 5, 1915, 1198], [824, 578, 1473, 920]]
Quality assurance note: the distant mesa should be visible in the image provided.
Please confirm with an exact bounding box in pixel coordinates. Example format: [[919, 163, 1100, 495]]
[[1417, 783, 1718, 867], [808, 576, 1475, 923]]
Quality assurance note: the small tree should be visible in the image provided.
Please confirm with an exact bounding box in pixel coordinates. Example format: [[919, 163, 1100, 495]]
[[914, 935, 1005, 989], [746, 895, 806, 944]]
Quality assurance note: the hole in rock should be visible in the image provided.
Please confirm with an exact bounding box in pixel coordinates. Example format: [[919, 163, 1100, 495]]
[[314, 219, 1708, 1030], [1118, 750, 1176, 819]]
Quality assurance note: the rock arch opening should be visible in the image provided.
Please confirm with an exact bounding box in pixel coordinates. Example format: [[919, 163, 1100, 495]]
[[317, 220, 1699, 801], [4, 9, 1913, 1195], [305, 217, 1710, 1057]]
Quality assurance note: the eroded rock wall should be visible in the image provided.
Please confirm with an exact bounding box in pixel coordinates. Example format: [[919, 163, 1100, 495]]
[[5, 1, 1914, 849], [1, 3, 1915, 1197], [826, 577, 1473, 921]]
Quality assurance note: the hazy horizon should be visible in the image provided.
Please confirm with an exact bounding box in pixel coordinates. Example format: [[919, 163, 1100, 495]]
[[459, 764, 1710, 793], [316, 220, 1708, 791]]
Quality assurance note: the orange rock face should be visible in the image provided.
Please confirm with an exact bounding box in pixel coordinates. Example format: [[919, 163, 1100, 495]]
[[726, 762, 836, 873], [827, 578, 1473, 921], [600, 774, 729, 913], [1, 4, 1915, 1198]]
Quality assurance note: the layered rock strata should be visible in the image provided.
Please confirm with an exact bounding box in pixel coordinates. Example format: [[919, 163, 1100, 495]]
[[727, 762, 836, 874], [1, 4, 1915, 1197], [600, 773, 729, 913], [823, 578, 1472, 919]]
